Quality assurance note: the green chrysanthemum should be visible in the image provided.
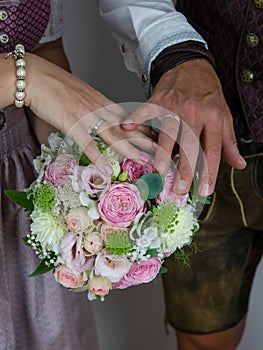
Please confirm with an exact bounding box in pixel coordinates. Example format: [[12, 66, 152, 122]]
[[152, 200, 179, 233], [105, 230, 132, 256], [33, 184, 56, 212]]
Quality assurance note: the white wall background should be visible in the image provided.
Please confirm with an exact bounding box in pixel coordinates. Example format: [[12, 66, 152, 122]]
[[62, 1, 263, 349]]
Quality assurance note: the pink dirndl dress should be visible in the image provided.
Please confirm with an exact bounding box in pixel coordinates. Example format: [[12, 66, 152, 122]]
[[0, 1, 99, 349]]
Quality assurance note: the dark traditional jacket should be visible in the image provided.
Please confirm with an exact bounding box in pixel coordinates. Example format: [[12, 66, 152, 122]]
[[176, 0, 263, 143]]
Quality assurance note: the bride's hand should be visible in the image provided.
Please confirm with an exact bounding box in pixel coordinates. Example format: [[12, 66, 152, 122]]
[[24, 53, 154, 175]]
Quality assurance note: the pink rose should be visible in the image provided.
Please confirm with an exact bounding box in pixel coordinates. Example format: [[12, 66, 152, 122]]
[[121, 159, 154, 182], [112, 257, 162, 289], [88, 276, 112, 297], [45, 162, 69, 187], [94, 249, 132, 283], [54, 264, 84, 288], [56, 154, 77, 171], [59, 232, 94, 273], [45, 154, 77, 187], [98, 183, 145, 227], [157, 172, 188, 207], [75, 165, 111, 195], [83, 232, 104, 255], [65, 207, 94, 233]]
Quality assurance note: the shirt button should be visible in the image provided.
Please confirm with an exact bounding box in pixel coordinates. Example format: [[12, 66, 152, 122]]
[[0, 110, 5, 130], [240, 69, 254, 83], [0, 9, 8, 21], [141, 73, 147, 83], [0, 32, 9, 44], [121, 44, 126, 53], [254, 0, 263, 9], [244, 33, 259, 48]]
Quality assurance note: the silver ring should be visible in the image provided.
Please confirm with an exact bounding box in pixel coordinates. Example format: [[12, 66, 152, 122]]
[[91, 118, 106, 136], [163, 113, 180, 123]]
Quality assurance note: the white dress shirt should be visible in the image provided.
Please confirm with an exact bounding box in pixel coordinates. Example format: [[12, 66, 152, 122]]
[[99, 0, 207, 94]]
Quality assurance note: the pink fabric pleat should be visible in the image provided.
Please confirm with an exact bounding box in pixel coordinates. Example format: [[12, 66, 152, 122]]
[[0, 106, 99, 350]]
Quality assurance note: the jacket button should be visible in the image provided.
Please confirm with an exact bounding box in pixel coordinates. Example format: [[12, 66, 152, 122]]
[[0, 32, 9, 44], [0, 9, 8, 21], [240, 69, 254, 83], [0, 110, 5, 130], [244, 33, 259, 48], [254, 0, 263, 9]]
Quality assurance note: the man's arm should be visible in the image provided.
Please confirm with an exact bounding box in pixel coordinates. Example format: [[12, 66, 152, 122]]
[[100, 0, 246, 196]]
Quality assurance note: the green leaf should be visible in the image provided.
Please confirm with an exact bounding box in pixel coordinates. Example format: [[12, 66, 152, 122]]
[[140, 173, 164, 199], [79, 152, 91, 166], [4, 190, 34, 211], [28, 260, 54, 277], [134, 178, 149, 201], [159, 266, 168, 275], [22, 236, 31, 247], [118, 171, 128, 182], [146, 248, 159, 257]]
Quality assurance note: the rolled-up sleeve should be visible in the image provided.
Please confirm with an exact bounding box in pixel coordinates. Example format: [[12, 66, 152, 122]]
[[100, 0, 206, 93]]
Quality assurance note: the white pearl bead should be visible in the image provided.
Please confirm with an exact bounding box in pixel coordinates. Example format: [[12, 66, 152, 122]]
[[16, 79, 26, 89], [16, 58, 26, 67], [15, 44, 25, 55], [15, 99, 24, 108], [15, 91, 25, 100], [16, 68, 26, 78]]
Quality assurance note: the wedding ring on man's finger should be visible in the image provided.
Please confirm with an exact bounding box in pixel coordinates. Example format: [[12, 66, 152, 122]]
[[163, 113, 181, 123], [91, 118, 106, 136]]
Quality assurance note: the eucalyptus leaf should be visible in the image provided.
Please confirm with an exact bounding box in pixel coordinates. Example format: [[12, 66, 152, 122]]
[[28, 260, 54, 277], [140, 173, 164, 199], [4, 190, 34, 211], [134, 178, 149, 201]]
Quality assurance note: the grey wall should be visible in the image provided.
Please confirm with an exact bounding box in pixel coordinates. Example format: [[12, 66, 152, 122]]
[[62, 1, 263, 349]]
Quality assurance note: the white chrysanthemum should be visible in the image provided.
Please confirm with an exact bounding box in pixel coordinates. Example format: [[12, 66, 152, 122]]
[[160, 205, 199, 252], [104, 146, 123, 163], [30, 210, 65, 252], [107, 158, 121, 178]]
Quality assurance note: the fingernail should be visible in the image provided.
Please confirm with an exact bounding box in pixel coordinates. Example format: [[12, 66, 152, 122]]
[[105, 165, 113, 175], [238, 155, 247, 167], [139, 152, 151, 163], [123, 118, 133, 125], [157, 161, 167, 173], [152, 142, 158, 149], [199, 183, 211, 196], [176, 179, 188, 193]]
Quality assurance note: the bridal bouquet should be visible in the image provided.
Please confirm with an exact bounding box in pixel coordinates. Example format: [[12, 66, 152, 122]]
[[5, 132, 201, 301]]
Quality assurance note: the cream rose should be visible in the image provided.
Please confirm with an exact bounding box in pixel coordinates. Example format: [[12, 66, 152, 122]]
[[83, 233, 104, 255], [65, 207, 94, 233], [88, 275, 112, 297]]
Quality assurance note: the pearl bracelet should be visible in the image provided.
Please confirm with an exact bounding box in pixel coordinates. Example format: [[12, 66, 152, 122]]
[[5, 44, 26, 108]]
